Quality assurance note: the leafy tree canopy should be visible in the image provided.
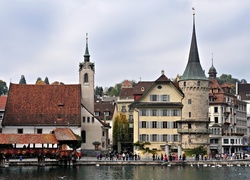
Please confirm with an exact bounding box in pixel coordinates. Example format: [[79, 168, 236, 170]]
[[0, 80, 8, 95], [113, 113, 129, 144]]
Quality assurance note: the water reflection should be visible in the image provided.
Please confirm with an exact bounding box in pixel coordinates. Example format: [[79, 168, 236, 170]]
[[0, 165, 250, 180]]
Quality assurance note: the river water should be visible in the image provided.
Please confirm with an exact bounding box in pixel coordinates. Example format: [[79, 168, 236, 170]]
[[0, 165, 249, 180]]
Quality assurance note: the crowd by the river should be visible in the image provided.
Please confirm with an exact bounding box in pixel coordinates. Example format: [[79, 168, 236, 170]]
[[94, 150, 249, 162], [96, 151, 141, 161]]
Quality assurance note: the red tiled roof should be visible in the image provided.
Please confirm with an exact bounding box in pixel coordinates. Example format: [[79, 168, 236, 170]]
[[53, 128, 79, 141], [0, 96, 7, 110], [0, 134, 58, 144], [119, 88, 134, 99], [2, 83, 81, 126], [133, 82, 153, 95]]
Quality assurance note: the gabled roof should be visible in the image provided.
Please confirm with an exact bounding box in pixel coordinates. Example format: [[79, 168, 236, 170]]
[[0, 96, 7, 110], [2, 83, 81, 126], [53, 128, 79, 141], [119, 88, 134, 99], [94, 99, 116, 121], [131, 73, 184, 108], [133, 81, 153, 95]]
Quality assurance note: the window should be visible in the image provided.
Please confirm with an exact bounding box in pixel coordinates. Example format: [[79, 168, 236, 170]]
[[17, 129, 23, 134], [37, 129, 42, 134], [162, 109, 168, 116], [150, 134, 158, 142], [92, 117, 94, 123], [140, 134, 148, 141], [152, 121, 157, 128], [141, 121, 147, 128], [188, 123, 191, 129], [94, 112, 99, 116], [173, 135, 178, 142], [121, 106, 126, 112], [214, 107, 218, 113], [84, 73, 88, 83], [189, 112, 191, 117], [161, 95, 170, 102], [83, 117, 86, 123], [162, 134, 168, 142], [173, 122, 178, 128], [81, 130, 86, 143], [150, 95, 158, 101], [230, 139, 234, 144], [162, 121, 168, 128], [197, 81, 200, 86], [214, 117, 218, 123], [87, 117, 90, 123], [104, 111, 110, 116], [172, 109, 180, 116], [102, 131, 105, 137], [223, 139, 229, 144], [151, 109, 158, 116], [184, 82, 186, 87], [140, 109, 148, 116], [129, 115, 133, 122], [188, 99, 192, 104]]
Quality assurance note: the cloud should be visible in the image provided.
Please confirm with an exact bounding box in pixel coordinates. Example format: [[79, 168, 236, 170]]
[[1, 0, 250, 87]]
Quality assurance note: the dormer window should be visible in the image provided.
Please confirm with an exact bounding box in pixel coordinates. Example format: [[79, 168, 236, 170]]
[[104, 111, 110, 116], [94, 112, 100, 116], [141, 87, 144, 91]]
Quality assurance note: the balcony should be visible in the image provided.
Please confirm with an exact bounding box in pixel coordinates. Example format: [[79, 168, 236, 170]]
[[177, 128, 210, 134]]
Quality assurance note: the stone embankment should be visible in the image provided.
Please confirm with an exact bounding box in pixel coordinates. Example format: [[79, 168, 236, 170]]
[[3, 157, 250, 167]]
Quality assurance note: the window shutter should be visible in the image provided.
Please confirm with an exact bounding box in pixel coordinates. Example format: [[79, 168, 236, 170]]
[[167, 122, 170, 129]]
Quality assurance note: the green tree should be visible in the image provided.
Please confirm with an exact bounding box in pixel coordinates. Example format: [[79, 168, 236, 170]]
[[95, 86, 103, 97], [0, 80, 8, 95], [19, 75, 27, 84], [36, 77, 42, 84], [44, 77, 50, 84], [216, 74, 239, 85], [113, 113, 129, 152]]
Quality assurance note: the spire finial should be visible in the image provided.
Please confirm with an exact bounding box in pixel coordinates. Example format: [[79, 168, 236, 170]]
[[212, 53, 214, 66], [84, 33, 90, 62], [192, 7, 195, 15]]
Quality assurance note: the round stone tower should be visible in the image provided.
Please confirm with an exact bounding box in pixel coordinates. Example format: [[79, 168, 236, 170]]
[[178, 10, 210, 150]]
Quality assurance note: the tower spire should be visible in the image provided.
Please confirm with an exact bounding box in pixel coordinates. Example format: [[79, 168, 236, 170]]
[[84, 33, 90, 62], [180, 8, 207, 81]]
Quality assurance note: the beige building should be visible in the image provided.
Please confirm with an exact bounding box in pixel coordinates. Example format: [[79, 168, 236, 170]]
[[131, 71, 184, 157]]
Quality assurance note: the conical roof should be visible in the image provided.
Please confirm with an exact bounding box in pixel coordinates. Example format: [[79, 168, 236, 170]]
[[84, 33, 90, 62], [180, 12, 207, 81]]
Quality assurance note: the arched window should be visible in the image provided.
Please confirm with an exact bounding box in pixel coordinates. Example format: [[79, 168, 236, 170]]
[[197, 81, 200, 86], [84, 73, 88, 83], [184, 82, 186, 87]]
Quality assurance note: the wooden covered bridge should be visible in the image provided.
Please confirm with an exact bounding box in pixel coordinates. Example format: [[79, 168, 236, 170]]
[[0, 128, 81, 167]]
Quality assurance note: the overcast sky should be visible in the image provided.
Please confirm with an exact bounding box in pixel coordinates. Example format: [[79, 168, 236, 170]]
[[1, 0, 250, 88]]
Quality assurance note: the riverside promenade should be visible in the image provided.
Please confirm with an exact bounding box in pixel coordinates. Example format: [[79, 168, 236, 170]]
[[5, 156, 250, 167]]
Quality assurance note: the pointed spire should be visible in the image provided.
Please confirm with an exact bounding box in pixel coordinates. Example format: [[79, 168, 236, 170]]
[[180, 8, 207, 81], [208, 53, 217, 79], [84, 33, 90, 62]]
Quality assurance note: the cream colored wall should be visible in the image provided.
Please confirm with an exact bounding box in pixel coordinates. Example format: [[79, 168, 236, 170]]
[[133, 83, 183, 156], [81, 107, 103, 150], [79, 62, 95, 114]]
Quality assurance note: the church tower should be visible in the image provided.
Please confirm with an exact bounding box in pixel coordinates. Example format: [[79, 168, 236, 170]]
[[178, 9, 210, 150], [79, 34, 95, 113]]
